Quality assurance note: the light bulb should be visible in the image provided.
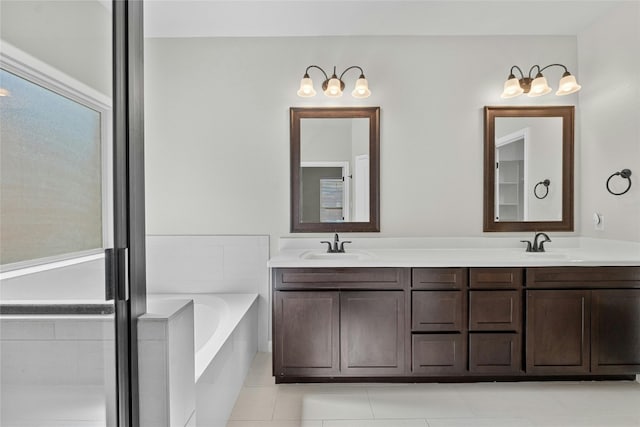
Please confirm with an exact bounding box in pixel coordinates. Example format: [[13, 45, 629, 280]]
[[352, 76, 371, 98], [528, 74, 552, 97], [501, 75, 524, 99], [297, 76, 316, 97], [324, 78, 343, 97], [556, 73, 581, 96]]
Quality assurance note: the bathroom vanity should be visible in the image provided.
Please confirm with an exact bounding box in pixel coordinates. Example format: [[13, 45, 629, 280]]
[[270, 241, 640, 383]]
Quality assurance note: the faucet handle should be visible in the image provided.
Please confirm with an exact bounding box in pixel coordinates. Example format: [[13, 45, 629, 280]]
[[537, 239, 551, 252], [520, 240, 533, 252], [339, 241, 352, 253], [320, 241, 333, 253]]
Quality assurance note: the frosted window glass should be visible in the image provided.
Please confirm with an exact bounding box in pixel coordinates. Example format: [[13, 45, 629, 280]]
[[0, 68, 103, 265]]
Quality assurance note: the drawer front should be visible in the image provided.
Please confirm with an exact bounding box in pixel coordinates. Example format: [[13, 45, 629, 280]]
[[469, 333, 522, 374], [412, 291, 463, 332], [469, 290, 521, 332], [470, 268, 523, 289], [412, 334, 465, 375], [274, 268, 408, 290], [412, 268, 467, 290], [526, 267, 640, 289]]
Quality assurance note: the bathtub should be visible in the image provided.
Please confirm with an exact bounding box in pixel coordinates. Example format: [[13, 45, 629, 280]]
[[145, 292, 259, 427]]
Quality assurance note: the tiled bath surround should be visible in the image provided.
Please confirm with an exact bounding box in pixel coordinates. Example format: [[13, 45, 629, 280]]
[[146, 235, 270, 352]]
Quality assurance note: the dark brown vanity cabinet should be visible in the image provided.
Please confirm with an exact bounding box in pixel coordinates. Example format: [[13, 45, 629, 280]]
[[526, 267, 640, 376], [411, 268, 467, 375], [273, 265, 640, 382], [272, 268, 409, 381], [468, 268, 523, 374]]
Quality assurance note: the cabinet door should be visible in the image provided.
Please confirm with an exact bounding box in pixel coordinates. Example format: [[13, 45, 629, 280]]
[[526, 290, 590, 374], [592, 289, 640, 374], [469, 333, 521, 374], [273, 291, 339, 377], [340, 291, 406, 376], [412, 334, 465, 375], [413, 291, 463, 331], [469, 290, 521, 332]]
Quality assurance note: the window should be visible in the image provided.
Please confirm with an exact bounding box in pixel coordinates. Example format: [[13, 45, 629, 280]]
[[0, 52, 110, 269]]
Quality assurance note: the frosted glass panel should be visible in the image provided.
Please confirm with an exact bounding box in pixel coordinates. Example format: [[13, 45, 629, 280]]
[[0, 68, 103, 265]]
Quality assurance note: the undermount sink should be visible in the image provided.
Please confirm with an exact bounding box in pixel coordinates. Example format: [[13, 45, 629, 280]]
[[300, 250, 372, 261], [523, 252, 569, 259]]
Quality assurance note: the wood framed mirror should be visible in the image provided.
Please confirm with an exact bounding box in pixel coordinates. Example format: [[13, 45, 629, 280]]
[[290, 107, 380, 232], [483, 106, 574, 232]]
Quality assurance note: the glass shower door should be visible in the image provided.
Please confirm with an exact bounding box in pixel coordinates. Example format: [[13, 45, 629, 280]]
[[0, 1, 118, 425]]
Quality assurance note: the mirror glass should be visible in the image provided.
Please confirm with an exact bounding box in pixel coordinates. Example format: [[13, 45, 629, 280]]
[[300, 118, 370, 223], [291, 107, 380, 232], [484, 106, 574, 232]]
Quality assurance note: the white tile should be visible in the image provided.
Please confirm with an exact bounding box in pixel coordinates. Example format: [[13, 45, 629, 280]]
[[228, 386, 278, 421], [427, 419, 534, 427], [223, 243, 269, 281], [226, 421, 321, 427], [168, 303, 196, 427], [0, 320, 54, 339], [137, 319, 167, 341], [54, 318, 114, 340], [323, 420, 428, 427], [146, 235, 225, 293], [138, 340, 169, 427], [244, 352, 275, 387], [368, 386, 474, 419], [531, 416, 640, 427], [300, 393, 373, 420]]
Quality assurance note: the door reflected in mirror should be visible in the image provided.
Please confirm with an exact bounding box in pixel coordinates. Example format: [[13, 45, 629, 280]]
[[300, 118, 370, 223], [484, 106, 574, 232], [290, 107, 380, 233]]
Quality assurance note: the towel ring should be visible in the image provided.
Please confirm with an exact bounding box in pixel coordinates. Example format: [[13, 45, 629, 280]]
[[534, 179, 550, 199], [606, 169, 632, 196]]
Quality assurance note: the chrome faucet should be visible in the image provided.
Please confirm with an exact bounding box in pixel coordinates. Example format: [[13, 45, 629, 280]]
[[521, 232, 552, 252], [320, 233, 352, 253]]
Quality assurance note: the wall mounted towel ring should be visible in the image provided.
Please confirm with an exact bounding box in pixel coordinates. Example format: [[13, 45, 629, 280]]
[[534, 179, 550, 199], [606, 169, 632, 195]]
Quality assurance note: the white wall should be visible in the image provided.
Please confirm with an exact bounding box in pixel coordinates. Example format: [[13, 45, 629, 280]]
[[578, 2, 640, 242], [144, 36, 579, 249], [0, 0, 111, 96]]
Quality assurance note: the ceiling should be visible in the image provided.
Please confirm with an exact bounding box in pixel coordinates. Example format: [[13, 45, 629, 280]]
[[143, 0, 626, 38]]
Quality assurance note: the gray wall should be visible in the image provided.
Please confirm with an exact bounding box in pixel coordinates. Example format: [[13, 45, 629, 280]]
[[578, 2, 640, 241]]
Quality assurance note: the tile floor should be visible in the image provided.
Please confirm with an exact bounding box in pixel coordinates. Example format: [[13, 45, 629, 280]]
[[227, 353, 640, 427]]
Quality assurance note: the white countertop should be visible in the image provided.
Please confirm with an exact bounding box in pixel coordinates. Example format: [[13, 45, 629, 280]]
[[268, 237, 640, 268]]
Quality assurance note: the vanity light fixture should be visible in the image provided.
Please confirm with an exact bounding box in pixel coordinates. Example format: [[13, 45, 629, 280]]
[[297, 65, 371, 99], [500, 64, 581, 99]]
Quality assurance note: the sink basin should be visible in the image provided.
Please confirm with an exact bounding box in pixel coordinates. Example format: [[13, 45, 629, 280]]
[[300, 250, 372, 261], [523, 252, 569, 259]]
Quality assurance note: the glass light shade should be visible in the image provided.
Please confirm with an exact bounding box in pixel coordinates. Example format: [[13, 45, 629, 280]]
[[297, 77, 316, 97], [324, 78, 343, 97], [556, 74, 581, 96], [0, 87, 10, 97], [528, 75, 552, 97], [351, 77, 371, 98], [500, 77, 524, 98]]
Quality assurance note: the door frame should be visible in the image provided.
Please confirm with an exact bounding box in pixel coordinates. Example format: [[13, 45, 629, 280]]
[[113, 1, 146, 426], [301, 161, 350, 222]]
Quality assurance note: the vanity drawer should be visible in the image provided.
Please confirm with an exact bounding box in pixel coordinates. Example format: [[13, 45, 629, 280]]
[[469, 333, 521, 374], [469, 290, 521, 332], [273, 268, 409, 290], [412, 268, 467, 290], [412, 291, 464, 332], [470, 268, 523, 289], [412, 334, 465, 375], [526, 267, 640, 289]]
